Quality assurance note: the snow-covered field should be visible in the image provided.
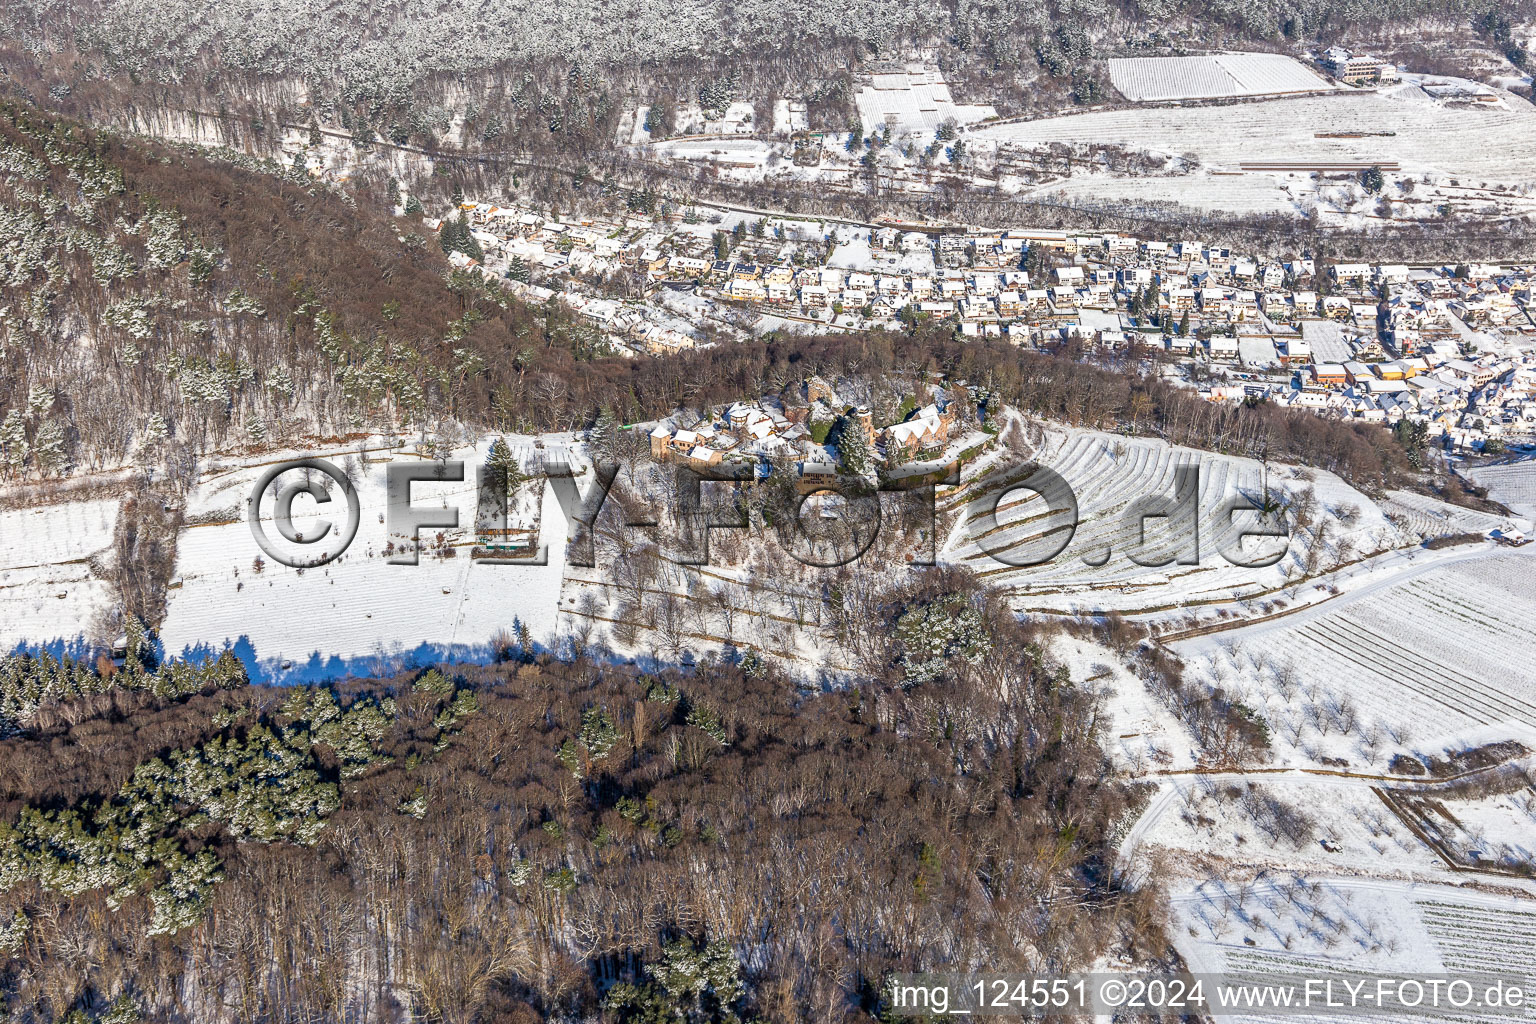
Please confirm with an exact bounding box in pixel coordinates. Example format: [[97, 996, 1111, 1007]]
[[648, 139, 773, 180], [0, 499, 120, 652], [158, 438, 576, 683], [939, 429, 1408, 618], [1384, 777, 1536, 873], [1017, 173, 1306, 216], [854, 68, 996, 138], [1173, 549, 1536, 768], [1131, 775, 1454, 879], [972, 92, 1536, 181], [1467, 460, 1536, 519], [1108, 54, 1334, 102], [1381, 489, 1525, 540], [1168, 872, 1536, 1021], [969, 90, 1536, 220], [1126, 761, 1536, 1007]]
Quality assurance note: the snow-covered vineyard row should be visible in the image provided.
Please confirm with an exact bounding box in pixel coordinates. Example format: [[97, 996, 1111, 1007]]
[[1171, 549, 1536, 769], [941, 429, 1412, 616], [1466, 461, 1536, 518]]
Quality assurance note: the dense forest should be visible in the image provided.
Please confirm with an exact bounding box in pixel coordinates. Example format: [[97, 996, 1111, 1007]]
[[2, 0, 1530, 126], [0, 569, 1170, 1023]]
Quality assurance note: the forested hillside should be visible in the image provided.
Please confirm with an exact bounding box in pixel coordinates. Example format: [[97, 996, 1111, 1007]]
[[0, 572, 1163, 1023], [0, 101, 599, 479], [2, 0, 1529, 160]]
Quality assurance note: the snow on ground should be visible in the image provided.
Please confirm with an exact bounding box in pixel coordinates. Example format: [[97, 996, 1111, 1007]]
[[826, 227, 875, 269], [0, 499, 120, 652], [1131, 775, 1454, 881], [771, 98, 809, 135], [1017, 172, 1307, 216], [939, 428, 1407, 618], [1108, 53, 1335, 103], [1381, 489, 1527, 540], [625, 107, 651, 145], [1166, 872, 1536, 1021], [1125, 759, 1536, 994], [1172, 547, 1536, 769], [1052, 634, 1200, 773], [969, 91, 1536, 183], [1466, 460, 1536, 520], [158, 437, 575, 683], [854, 68, 996, 139], [1384, 774, 1536, 873], [647, 139, 773, 178]]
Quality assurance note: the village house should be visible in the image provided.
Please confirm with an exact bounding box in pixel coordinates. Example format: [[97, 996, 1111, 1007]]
[[1312, 363, 1348, 387]]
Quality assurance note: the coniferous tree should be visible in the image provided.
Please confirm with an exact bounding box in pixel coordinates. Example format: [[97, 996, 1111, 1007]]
[[32, 420, 68, 476], [587, 407, 621, 464], [487, 436, 517, 476], [138, 413, 168, 456], [0, 410, 27, 476], [460, 217, 484, 262], [837, 415, 873, 478]]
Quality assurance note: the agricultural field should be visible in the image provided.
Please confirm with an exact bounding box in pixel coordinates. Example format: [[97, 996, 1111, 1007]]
[[1128, 776, 1453, 883], [938, 429, 1407, 619], [1379, 770, 1536, 875], [0, 499, 120, 651], [1380, 489, 1526, 540], [1173, 550, 1536, 769], [970, 91, 1536, 181], [1107, 53, 1335, 102], [1167, 873, 1536, 1021], [969, 90, 1536, 219], [1133, 767, 1536, 1012], [854, 67, 997, 139], [157, 437, 572, 683], [1466, 460, 1536, 519]]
